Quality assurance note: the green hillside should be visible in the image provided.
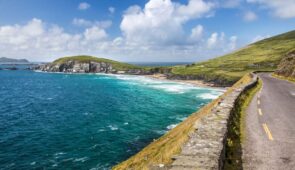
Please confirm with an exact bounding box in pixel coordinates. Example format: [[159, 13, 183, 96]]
[[170, 30, 295, 85], [52, 55, 144, 71]]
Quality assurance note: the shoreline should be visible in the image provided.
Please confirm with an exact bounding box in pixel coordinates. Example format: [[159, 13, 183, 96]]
[[33, 70, 226, 90], [145, 73, 227, 90]]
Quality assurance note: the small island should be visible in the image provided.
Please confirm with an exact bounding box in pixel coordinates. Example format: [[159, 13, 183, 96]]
[[0, 57, 30, 64]]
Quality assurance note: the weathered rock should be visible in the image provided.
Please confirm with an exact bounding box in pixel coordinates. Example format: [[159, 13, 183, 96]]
[[35, 60, 115, 73], [275, 50, 295, 78]]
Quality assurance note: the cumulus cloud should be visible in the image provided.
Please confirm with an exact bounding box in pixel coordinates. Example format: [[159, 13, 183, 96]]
[[244, 11, 258, 21], [84, 26, 108, 40], [189, 25, 204, 42], [207, 32, 237, 51], [0, 18, 111, 61], [207, 32, 219, 48], [120, 0, 214, 45], [78, 2, 90, 10], [247, 0, 295, 18], [0, 1, 242, 62]]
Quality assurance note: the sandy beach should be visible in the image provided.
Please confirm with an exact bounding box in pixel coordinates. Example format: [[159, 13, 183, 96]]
[[145, 73, 225, 89]]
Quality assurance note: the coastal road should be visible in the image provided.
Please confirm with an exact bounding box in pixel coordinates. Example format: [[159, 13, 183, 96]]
[[243, 73, 295, 170]]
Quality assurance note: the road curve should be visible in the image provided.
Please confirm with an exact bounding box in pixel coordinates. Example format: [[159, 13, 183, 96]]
[[242, 73, 295, 170]]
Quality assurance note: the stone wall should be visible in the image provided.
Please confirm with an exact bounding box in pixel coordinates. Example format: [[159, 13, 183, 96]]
[[155, 74, 258, 170]]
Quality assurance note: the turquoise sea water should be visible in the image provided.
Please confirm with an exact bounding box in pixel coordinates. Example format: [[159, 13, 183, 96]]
[[0, 68, 224, 169]]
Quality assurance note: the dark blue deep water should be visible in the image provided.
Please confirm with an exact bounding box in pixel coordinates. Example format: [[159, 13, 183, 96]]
[[0, 69, 223, 169]]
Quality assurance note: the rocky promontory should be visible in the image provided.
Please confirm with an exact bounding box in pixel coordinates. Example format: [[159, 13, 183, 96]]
[[34, 55, 234, 87], [35, 55, 154, 75]]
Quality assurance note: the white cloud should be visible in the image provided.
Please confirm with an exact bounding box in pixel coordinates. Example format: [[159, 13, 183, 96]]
[[120, 0, 214, 45], [229, 36, 238, 50], [0, 18, 111, 61], [109, 7, 115, 14], [72, 18, 112, 28], [244, 11, 258, 21], [189, 25, 203, 42], [207, 32, 237, 52], [84, 26, 108, 40], [247, 0, 295, 18], [78, 2, 90, 10], [0, 0, 242, 62], [207, 32, 218, 48]]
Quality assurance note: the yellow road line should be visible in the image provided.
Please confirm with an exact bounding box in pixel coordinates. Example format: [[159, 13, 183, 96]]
[[262, 123, 274, 141], [258, 108, 263, 116], [257, 99, 260, 105]]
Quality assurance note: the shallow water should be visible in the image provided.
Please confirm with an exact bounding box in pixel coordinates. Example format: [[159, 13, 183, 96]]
[[0, 69, 224, 169]]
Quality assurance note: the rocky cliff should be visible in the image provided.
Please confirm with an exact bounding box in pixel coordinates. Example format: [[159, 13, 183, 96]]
[[35, 56, 153, 75], [275, 50, 295, 78]]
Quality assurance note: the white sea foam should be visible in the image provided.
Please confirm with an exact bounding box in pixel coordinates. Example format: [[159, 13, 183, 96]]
[[95, 73, 226, 96], [108, 125, 118, 131], [106, 74, 204, 94], [176, 117, 187, 121], [167, 124, 178, 130], [90, 144, 99, 149], [197, 90, 223, 99], [98, 129, 106, 132], [156, 130, 167, 134], [30, 162, 36, 165], [150, 84, 196, 94], [124, 122, 129, 125], [197, 93, 219, 99], [54, 152, 66, 156], [73, 157, 89, 162]]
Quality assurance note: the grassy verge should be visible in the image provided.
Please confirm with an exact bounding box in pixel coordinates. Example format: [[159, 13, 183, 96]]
[[272, 73, 295, 83], [224, 78, 262, 169], [113, 74, 253, 170]]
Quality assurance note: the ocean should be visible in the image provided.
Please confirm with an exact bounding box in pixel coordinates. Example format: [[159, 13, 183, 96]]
[[0, 67, 224, 169]]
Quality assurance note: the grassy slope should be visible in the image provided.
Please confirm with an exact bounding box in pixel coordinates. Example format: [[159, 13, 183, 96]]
[[171, 30, 295, 84], [52, 55, 145, 71], [113, 74, 253, 170]]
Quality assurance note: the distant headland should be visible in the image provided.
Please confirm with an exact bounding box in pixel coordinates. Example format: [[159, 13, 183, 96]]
[[0, 57, 30, 64]]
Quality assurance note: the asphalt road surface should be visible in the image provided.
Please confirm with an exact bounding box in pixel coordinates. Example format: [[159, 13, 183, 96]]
[[242, 73, 295, 170]]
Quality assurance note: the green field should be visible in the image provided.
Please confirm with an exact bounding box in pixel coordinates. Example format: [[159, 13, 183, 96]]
[[170, 30, 295, 85]]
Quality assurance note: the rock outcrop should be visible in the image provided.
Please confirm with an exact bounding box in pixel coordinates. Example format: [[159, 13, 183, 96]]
[[36, 60, 113, 73], [275, 50, 295, 78], [35, 60, 152, 75]]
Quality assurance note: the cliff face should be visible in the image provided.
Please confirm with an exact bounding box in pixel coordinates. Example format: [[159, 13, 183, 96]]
[[36, 60, 152, 75], [275, 50, 295, 78]]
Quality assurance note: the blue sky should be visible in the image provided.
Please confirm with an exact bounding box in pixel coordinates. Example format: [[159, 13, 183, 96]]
[[0, 0, 294, 62]]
